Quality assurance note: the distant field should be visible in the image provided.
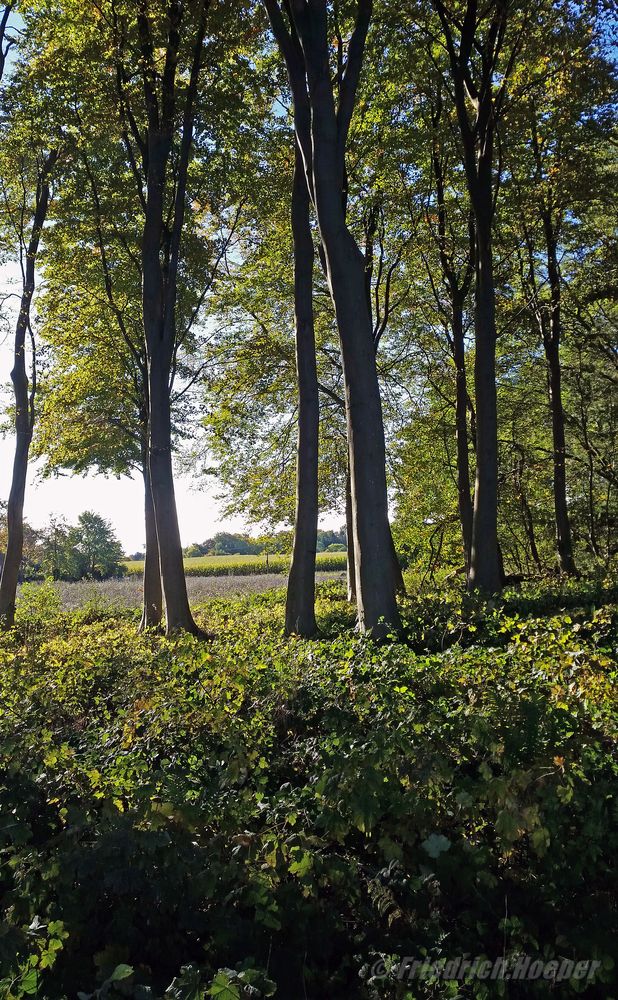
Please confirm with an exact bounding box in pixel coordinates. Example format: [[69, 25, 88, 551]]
[[123, 551, 348, 577], [40, 571, 344, 610]]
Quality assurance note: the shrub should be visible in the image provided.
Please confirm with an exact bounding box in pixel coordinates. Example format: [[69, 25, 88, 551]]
[[0, 582, 616, 998]]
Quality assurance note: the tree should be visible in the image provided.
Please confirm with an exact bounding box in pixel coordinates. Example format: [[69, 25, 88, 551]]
[[0, 31, 61, 627], [263, 0, 401, 637], [0, 3, 14, 83], [426, 0, 528, 594], [38, 512, 124, 580], [132, 1, 209, 634], [24, 0, 254, 633], [509, 29, 613, 574], [0, 502, 42, 580], [285, 137, 320, 636], [68, 511, 124, 579]]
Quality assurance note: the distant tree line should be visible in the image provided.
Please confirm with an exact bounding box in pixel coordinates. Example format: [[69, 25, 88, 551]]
[[0, 507, 125, 582], [171, 529, 347, 559]]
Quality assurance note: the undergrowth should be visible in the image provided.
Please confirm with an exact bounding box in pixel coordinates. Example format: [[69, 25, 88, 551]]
[[0, 580, 616, 999]]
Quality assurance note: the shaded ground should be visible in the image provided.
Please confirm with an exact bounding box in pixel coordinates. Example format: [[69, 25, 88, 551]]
[[44, 571, 345, 610]]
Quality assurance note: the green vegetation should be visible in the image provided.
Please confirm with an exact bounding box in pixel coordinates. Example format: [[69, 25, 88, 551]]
[[123, 552, 347, 578], [182, 530, 347, 559], [1, 580, 616, 998], [0, 1, 616, 995], [1, 512, 125, 583]]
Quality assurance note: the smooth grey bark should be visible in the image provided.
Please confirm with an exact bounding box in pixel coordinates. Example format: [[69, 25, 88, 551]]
[[362, 200, 407, 598], [345, 463, 356, 603], [137, 2, 208, 635], [286, 0, 400, 637], [452, 301, 474, 571], [0, 150, 57, 628], [541, 212, 577, 576], [318, 218, 400, 635], [264, 0, 401, 635], [139, 440, 162, 630], [285, 143, 319, 636]]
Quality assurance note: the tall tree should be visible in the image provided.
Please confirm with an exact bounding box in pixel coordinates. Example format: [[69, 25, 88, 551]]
[[0, 3, 14, 82], [134, 0, 209, 634], [429, 0, 527, 593], [0, 45, 60, 626], [264, 0, 401, 637], [285, 140, 320, 636]]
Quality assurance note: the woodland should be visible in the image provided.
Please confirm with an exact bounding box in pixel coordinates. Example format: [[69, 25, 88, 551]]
[[0, 1, 617, 998]]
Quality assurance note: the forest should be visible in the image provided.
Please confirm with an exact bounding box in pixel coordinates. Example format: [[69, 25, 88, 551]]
[[0, 1, 617, 998]]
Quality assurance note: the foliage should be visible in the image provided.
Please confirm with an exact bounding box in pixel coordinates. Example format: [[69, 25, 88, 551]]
[[0, 581, 616, 998], [0, 505, 43, 581], [40, 512, 125, 581]]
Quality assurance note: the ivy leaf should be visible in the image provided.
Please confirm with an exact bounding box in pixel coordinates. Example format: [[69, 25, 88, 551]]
[[108, 964, 134, 983], [20, 970, 39, 996], [208, 971, 241, 1000], [421, 833, 451, 859], [166, 965, 204, 1000]]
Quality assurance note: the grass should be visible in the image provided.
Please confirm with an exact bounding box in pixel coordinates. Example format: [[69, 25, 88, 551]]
[[1, 578, 617, 998], [123, 551, 348, 577]]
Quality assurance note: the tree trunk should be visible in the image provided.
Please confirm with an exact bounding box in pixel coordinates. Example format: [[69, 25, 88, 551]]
[[137, 6, 206, 636], [345, 463, 356, 604], [0, 408, 30, 628], [0, 152, 56, 628], [545, 335, 577, 575], [310, 127, 400, 635], [147, 354, 198, 635], [389, 526, 406, 595], [140, 443, 162, 630], [285, 144, 319, 637], [467, 212, 502, 594], [542, 215, 577, 576], [452, 297, 473, 573], [267, 0, 400, 638], [331, 235, 401, 636]]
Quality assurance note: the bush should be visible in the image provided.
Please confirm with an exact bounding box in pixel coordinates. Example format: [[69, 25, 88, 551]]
[[0, 582, 616, 998]]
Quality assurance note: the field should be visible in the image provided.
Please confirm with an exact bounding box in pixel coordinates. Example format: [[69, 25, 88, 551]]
[[123, 552, 348, 577], [1, 577, 617, 999], [26, 572, 344, 611]]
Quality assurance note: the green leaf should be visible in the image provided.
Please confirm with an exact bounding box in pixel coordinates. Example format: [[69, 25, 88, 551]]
[[20, 970, 39, 995], [208, 972, 241, 1000], [166, 965, 204, 1000], [421, 834, 452, 859], [108, 964, 134, 983]]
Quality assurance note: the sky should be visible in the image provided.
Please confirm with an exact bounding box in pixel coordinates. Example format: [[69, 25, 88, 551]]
[[0, 372, 249, 556], [0, 432, 246, 553]]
